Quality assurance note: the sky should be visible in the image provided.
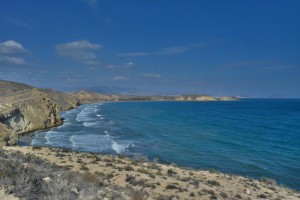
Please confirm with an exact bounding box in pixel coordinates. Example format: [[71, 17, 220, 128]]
[[0, 0, 299, 97]]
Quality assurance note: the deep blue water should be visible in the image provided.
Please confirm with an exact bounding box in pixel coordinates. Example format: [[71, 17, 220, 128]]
[[24, 99, 300, 190]]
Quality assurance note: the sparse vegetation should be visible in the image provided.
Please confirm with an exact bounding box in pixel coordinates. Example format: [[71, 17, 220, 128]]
[[0, 148, 130, 199], [257, 193, 268, 198], [166, 183, 179, 190], [261, 177, 276, 185], [124, 165, 135, 171], [207, 179, 221, 186], [167, 168, 177, 176], [0, 146, 297, 200]]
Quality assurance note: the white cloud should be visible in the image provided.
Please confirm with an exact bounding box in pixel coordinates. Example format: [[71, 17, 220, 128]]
[[0, 40, 26, 54], [56, 40, 101, 51], [142, 73, 161, 78], [106, 64, 116, 69], [118, 42, 204, 57], [40, 70, 48, 74], [125, 61, 135, 68], [80, 0, 98, 8], [56, 40, 101, 65], [85, 60, 100, 65], [0, 56, 26, 65], [2, 16, 32, 28], [112, 76, 128, 81], [118, 52, 150, 57], [155, 46, 188, 55]]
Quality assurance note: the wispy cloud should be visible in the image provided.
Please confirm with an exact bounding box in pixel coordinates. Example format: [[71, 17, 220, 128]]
[[125, 61, 135, 68], [56, 40, 101, 65], [262, 65, 293, 71], [0, 56, 26, 65], [221, 61, 274, 69], [2, 16, 32, 28], [105, 64, 116, 69], [155, 46, 188, 55], [118, 42, 205, 58], [0, 40, 26, 54], [0, 40, 27, 65], [118, 52, 150, 57], [142, 73, 161, 78], [79, 0, 98, 9], [112, 76, 128, 81]]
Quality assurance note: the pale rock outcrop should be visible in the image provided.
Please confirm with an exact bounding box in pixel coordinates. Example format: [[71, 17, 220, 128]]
[[176, 95, 217, 101], [0, 80, 79, 146], [0, 123, 18, 146]]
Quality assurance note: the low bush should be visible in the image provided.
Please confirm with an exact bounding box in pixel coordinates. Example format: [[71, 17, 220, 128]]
[[165, 184, 179, 190], [167, 169, 177, 176], [207, 180, 221, 186], [261, 177, 276, 185], [124, 165, 134, 171]]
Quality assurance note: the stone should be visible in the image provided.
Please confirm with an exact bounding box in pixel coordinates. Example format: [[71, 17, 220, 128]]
[[246, 189, 251, 195], [42, 177, 51, 183]]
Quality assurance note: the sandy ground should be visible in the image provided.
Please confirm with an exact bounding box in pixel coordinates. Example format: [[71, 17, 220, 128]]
[[3, 146, 300, 200]]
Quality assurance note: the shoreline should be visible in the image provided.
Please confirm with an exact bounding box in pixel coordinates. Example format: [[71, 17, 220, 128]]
[[16, 99, 233, 144], [2, 145, 299, 200], [16, 100, 300, 192]]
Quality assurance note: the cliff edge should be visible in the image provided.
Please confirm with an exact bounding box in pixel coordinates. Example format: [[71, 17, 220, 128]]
[[0, 80, 78, 146]]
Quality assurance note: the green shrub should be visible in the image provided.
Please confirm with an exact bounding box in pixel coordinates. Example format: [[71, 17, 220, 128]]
[[165, 184, 178, 190], [124, 165, 135, 171], [207, 180, 221, 186], [167, 169, 177, 176]]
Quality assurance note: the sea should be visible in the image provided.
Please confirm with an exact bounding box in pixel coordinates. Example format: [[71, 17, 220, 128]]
[[19, 99, 300, 190]]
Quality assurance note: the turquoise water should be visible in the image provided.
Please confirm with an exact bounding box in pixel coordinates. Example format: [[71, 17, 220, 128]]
[[26, 99, 300, 190]]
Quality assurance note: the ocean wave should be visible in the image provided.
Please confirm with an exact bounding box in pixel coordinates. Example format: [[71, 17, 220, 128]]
[[83, 121, 100, 127], [68, 132, 131, 154], [76, 106, 96, 122], [112, 141, 128, 154]]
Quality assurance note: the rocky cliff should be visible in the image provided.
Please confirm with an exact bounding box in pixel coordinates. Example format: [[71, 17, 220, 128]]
[[0, 80, 79, 146]]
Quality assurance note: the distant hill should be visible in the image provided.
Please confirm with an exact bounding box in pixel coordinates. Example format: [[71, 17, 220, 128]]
[[0, 79, 33, 96]]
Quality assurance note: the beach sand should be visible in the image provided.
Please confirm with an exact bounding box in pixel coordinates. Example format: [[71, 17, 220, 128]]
[[2, 146, 299, 200]]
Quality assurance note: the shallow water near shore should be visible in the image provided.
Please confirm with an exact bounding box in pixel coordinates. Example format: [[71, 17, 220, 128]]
[[19, 99, 300, 190]]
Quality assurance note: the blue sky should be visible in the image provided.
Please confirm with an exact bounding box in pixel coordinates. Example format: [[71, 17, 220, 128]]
[[0, 0, 299, 97]]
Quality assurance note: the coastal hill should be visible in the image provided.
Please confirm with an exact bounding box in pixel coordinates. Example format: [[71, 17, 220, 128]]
[[0, 81, 76, 146], [0, 79, 238, 146]]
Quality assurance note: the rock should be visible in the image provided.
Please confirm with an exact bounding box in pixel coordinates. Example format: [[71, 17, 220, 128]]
[[246, 189, 251, 195], [0, 123, 18, 146], [42, 177, 51, 183], [71, 187, 79, 195], [0, 80, 80, 147]]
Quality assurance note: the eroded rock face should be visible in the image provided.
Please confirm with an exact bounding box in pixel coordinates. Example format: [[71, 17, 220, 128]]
[[0, 108, 30, 133], [0, 123, 18, 146], [0, 89, 78, 135], [0, 80, 79, 146]]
